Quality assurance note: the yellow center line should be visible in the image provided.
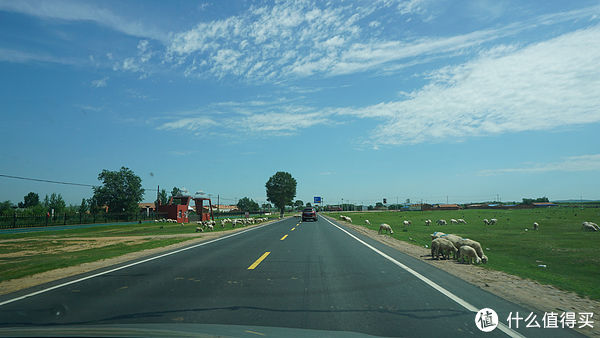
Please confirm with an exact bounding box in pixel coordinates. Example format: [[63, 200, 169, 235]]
[[280, 234, 288, 240], [248, 251, 270, 270], [291, 227, 295, 231]]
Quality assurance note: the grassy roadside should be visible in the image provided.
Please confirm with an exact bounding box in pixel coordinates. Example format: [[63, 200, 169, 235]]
[[325, 208, 600, 300], [0, 238, 191, 283], [0, 215, 282, 283]]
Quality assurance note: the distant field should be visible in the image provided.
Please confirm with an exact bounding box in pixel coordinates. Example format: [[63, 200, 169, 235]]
[[325, 208, 600, 300], [0, 215, 280, 283]]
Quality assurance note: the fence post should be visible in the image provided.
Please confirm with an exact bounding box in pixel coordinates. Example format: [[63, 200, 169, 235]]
[[13, 213, 16, 228], [46, 213, 49, 227], [64, 212, 67, 225], [79, 213, 82, 224]]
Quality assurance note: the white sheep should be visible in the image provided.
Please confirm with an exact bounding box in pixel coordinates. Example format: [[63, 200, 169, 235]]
[[458, 219, 467, 224], [533, 222, 539, 230], [365, 219, 371, 225], [431, 238, 458, 260], [437, 219, 447, 226], [346, 216, 352, 223], [582, 221, 598, 231], [378, 223, 393, 234], [483, 219, 490, 225], [424, 219, 432, 226], [430, 231, 446, 240], [456, 238, 488, 263], [489, 218, 498, 225], [450, 219, 458, 224], [403, 220, 411, 226], [195, 226, 203, 233], [584, 221, 599, 231], [459, 245, 482, 264]]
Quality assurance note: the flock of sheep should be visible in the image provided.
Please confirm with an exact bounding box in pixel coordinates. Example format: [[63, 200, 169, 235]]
[[194, 217, 270, 232], [153, 217, 269, 232], [430, 232, 488, 264]]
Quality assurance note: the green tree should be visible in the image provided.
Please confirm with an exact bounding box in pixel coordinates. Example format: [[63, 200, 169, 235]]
[[261, 203, 272, 211], [93, 167, 144, 213], [306, 202, 312, 207], [0, 200, 14, 215], [294, 200, 304, 210], [265, 171, 297, 218], [237, 197, 259, 212], [19, 192, 40, 208], [158, 189, 168, 205], [78, 198, 88, 214], [170, 187, 182, 199], [87, 195, 102, 214], [48, 193, 66, 213]]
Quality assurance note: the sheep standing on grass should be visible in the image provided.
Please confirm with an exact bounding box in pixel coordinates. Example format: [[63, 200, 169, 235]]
[[450, 219, 459, 224], [431, 238, 458, 260], [458, 219, 467, 224], [437, 219, 447, 226], [195, 227, 203, 233], [582, 222, 599, 231], [459, 245, 482, 264], [425, 219, 432, 226], [403, 220, 411, 226], [365, 219, 371, 226], [483, 219, 490, 225], [430, 232, 446, 240], [379, 223, 393, 235], [533, 222, 539, 230], [489, 218, 498, 225], [456, 238, 488, 263]]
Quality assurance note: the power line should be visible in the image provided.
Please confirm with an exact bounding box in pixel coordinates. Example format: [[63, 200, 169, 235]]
[[0, 174, 158, 191]]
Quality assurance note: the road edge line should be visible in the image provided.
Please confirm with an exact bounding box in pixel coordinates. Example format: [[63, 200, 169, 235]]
[[321, 215, 525, 338]]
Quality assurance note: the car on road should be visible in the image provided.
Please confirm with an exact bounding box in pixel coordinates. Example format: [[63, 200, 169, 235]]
[[302, 207, 318, 222]]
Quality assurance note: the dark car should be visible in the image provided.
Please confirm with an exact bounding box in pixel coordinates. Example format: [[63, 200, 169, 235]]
[[302, 207, 317, 222]]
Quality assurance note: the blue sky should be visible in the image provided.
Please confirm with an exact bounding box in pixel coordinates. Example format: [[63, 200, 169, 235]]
[[1, 0, 599, 207]]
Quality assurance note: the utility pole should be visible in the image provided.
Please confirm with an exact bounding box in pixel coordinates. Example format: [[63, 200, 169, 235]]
[[446, 195, 449, 204], [217, 194, 220, 214]]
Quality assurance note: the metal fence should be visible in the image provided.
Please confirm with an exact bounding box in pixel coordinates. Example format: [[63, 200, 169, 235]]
[[0, 212, 169, 229]]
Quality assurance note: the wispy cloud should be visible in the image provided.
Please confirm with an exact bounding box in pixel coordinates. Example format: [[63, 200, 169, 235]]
[[162, 2, 599, 81], [158, 117, 218, 131], [0, 0, 167, 42], [91, 77, 108, 88], [338, 25, 600, 146], [0, 47, 78, 65], [478, 154, 600, 176]]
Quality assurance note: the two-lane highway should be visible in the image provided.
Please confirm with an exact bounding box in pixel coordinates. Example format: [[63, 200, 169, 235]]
[[0, 215, 585, 337]]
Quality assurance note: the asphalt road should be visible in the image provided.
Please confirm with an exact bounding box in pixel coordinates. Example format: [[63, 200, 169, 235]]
[[0, 216, 586, 337]]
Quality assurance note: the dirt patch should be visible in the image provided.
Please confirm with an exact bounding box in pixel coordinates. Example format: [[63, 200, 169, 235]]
[[0, 219, 281, 297], [328, 216, 599, 337]]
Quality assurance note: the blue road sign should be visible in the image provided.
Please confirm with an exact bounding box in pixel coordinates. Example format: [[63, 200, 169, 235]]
[[314, 196, 322, 204]]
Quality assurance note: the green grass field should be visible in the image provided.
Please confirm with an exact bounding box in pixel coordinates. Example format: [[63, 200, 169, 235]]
[[325, 208, 600, 300]]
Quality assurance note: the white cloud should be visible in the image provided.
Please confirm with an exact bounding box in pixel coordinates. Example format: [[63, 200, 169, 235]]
[[0, 47, 77, 64], [479, 154, 600, 176], [338, 25, 600, 145], [91, 77, 108, 88], [0, 0, 167, 42], [158, 117, 218, 131]]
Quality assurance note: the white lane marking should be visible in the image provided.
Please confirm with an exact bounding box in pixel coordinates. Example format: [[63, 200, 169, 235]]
[[0, 219, 288, 307], [321, 215, 525, 338]]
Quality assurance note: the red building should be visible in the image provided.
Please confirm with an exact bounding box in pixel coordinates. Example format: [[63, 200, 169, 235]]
[[157, 196, 213, 223]]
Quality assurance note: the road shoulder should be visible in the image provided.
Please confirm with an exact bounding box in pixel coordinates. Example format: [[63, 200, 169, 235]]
[[324, 215, 599, 337]]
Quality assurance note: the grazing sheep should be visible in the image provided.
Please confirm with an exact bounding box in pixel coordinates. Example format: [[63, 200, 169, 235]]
[[582, 222, 598, 231], [437, 219, 447, 226], [195, 227, 203, 232], [403, 220, 411, 226], [583, 221, 599, 231], [425, 219, 432, 226], [206, 224, 214, 231], [378, 223, 394, 234], [450, 219, 459, 224], [430, 231, 446, 240], [458, 219, 467, 224], [365, 219, 371, 226], [489, 218, 498, 225], [483, 219, 490, 225], [431, 238, 458, 260], [346, 217, 352, 223], [533, 222, 539, 230], [459, 245, 482, 264], [456, 238, 488, 263]]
